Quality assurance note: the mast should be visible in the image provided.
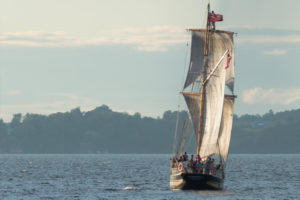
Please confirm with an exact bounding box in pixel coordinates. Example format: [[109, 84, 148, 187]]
[[197, 3, 210, 154], [197, 84, 205, 154], [204, 3, 211, 56]]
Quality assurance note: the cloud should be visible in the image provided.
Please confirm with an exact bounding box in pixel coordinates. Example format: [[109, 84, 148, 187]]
[[2, 26, 300, 51], [218, 26, 300, 45], [263, 49, 287, 56], [237, 35, 300, 45], [44, 92, 82, 100], [6, 90, 21, 96], [220, 25, 300, 32], [243, 87, 300, 105], [0, 26, 188, 51]]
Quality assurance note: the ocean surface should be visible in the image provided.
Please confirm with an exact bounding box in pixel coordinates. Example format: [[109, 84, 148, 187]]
[[0, 154, 299, 200]]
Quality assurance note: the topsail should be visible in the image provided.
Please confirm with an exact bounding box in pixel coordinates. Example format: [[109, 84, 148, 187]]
[[184, 30, 235, 93]]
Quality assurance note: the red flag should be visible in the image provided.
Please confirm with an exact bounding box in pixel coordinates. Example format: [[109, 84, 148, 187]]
[[209, 13, 223, 22], [225, 53, 232, 69]]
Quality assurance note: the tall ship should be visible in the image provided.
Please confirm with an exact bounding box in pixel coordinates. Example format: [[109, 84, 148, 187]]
[[170, 3, 236, 190]]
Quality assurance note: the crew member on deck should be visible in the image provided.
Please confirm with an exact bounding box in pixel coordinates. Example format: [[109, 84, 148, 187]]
[[209, 10, 223, 30], [183, 152, 188, 161], [211, 11, 215, 30], [189, 155, 195, 173]]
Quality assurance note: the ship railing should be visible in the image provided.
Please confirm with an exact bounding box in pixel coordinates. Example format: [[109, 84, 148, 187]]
[[171, 158, 222, 176]]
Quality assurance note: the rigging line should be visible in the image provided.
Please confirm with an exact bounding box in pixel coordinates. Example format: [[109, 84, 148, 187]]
[[172, 105, 180, 156], [173, 31, 190, 157], [184, 119, 192, 154], [185, 122, 196, 153], [180, 30, 190, 92], [173, 29, 190, 146], [203, 49, 229, 85], [176, 118, 187, 157], [199, 0, 208, 28], [176, 119, 190, 157]]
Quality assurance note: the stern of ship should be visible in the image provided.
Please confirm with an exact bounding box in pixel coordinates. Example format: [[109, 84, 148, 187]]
[[170, 167, 223, 190]]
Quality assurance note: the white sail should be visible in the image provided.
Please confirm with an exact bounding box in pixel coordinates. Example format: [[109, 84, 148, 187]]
[[184, 31, 206, 89], [217, 96, 235, 162], [184, 30, 234, 92], [183, 30, 235, 157], [199, 61, 226, 157], [183, 93, 202, 137]]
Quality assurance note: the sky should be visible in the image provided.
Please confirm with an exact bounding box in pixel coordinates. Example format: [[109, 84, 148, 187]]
[[0, 0, 300, 122]]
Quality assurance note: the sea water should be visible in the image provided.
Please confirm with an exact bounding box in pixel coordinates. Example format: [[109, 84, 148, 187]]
[[0, 154, 299, 200]]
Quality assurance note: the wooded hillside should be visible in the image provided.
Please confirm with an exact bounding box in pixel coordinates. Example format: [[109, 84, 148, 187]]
[[0, 105, 299, 153]]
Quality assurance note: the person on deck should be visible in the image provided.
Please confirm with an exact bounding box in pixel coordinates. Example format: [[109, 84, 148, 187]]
[[210, 11, 216, 30], [183, 158, 188, 173], [196, 154, 202, 173], [189, 155, 195, 173], [196, 154, 202, 165], [179, 156, 183, 162], [205, 157, 211, 174], [183, 152, 188, 161]]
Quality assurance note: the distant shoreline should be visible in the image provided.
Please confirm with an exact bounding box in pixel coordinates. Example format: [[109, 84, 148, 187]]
[[1, 106, 299, 154]]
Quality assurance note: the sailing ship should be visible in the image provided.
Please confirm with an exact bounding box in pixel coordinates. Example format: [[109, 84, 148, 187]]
[[170, 3, 236, 190]]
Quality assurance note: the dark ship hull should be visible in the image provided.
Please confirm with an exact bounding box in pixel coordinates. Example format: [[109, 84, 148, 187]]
[[170, 168, 223, 190]]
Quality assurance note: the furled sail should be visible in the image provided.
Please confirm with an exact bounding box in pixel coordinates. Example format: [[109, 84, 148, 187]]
[[217, 95, 235, 162]]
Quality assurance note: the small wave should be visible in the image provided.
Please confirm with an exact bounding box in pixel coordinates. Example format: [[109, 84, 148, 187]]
[[123, 186, 137, 190]]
